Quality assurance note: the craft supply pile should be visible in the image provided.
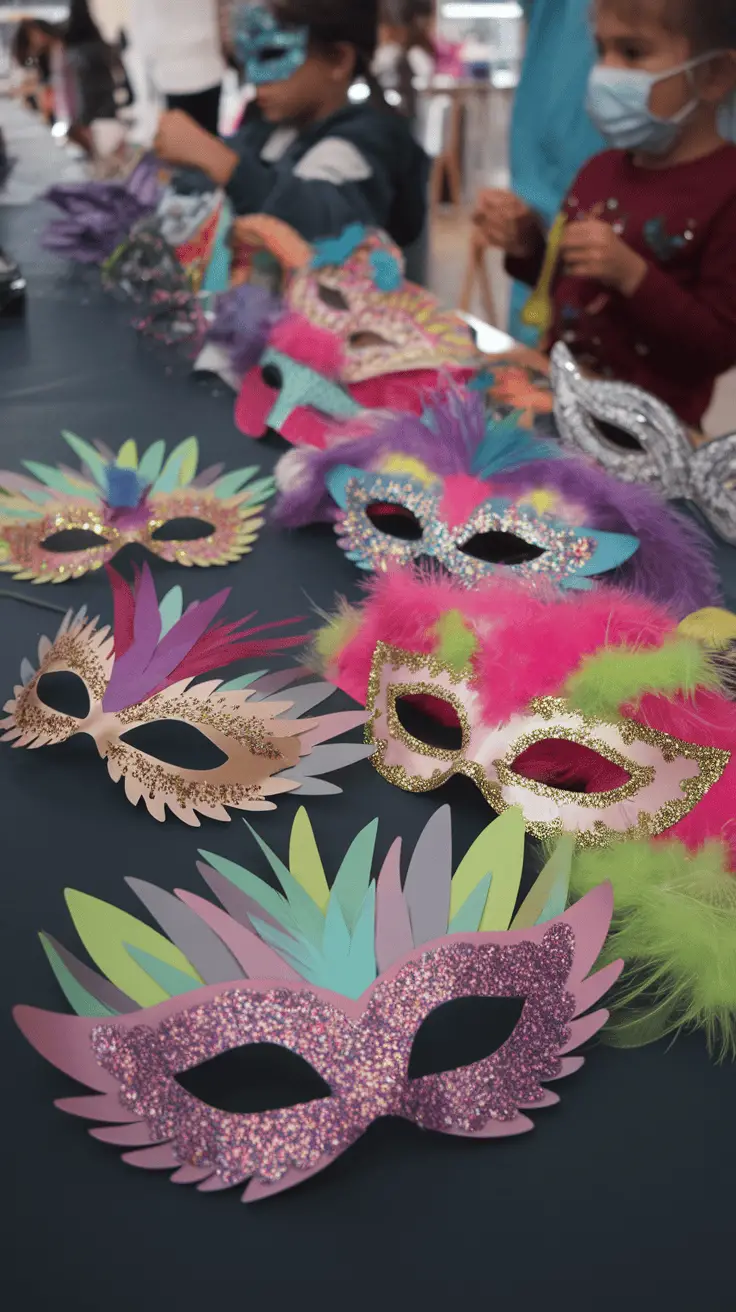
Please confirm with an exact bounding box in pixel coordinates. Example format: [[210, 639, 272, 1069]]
[[3, 0, 736, 1201]]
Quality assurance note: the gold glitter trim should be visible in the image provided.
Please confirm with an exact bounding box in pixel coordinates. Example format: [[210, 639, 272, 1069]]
[[365, 646, 731, 849]]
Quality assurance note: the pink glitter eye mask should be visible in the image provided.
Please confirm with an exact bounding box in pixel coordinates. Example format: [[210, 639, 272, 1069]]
[[0, 432, 275, 583], [1, 565, 373, 824], [14, 805, 620, 1201]]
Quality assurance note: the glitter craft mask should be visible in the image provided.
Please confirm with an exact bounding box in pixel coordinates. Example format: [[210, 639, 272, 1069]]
[[234, 4, 309, 85], [0, 433, 274, 583], [315, 572, 734, 854], [1, 566, 373, 824], [288, 227, 477, 384], [14, 805, 620, 1200], [273, 388, 721, 615], [551, 342, 736, 545]]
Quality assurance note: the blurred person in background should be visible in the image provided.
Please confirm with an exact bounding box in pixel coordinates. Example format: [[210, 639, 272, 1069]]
[[127, 0, 225, 133], [154, 0, 427, 248], [12, 2, 131, 160]]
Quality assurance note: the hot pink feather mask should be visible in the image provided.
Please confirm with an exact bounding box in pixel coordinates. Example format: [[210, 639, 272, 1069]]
[[319, 573, 734, 857]]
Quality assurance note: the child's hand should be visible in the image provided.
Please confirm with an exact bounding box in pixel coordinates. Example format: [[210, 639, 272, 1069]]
[[154, 110, 214, 169], [561, 219, 647, 296], [473, 190, 539, 258]]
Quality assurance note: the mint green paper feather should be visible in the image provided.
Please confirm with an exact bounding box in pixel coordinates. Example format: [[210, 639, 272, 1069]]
[[212, 467, 260, 499], [158, 585, 184, 637], [61, 431, 108, 489], [198, 849, 300, 937], [344, 884, 377, 997], [250, 918, 315, 969], [447, 873, 492, 933], [218, 670, 268, 691], [6, 485, 56, 506], [0, 505, 45, 519], [124, 945, 203, 998], [22, 462, 98, 500], [137, 440, 167, 486], [321, 893, 351, 964], [40, 935, 116, 1018], [150, 437, 199, 494], [328, 818, 378, 932], [243, 823, 325, 945], [510, 836, 574, 930]]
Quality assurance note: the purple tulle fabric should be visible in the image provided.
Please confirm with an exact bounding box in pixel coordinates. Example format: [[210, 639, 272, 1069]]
[[43, 156, 162, 265]]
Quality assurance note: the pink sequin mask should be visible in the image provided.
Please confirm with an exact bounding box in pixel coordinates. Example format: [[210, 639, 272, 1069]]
[[14, 806, 619, 1200], [0, 433, 274, 583]]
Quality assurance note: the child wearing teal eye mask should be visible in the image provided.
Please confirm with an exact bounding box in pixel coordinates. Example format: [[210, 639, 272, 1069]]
[[153, 0, 428, 251], [474, 0, 736, 430]]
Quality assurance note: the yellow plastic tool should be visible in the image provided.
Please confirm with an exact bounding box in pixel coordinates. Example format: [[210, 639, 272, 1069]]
[[678, 607, 736, 650], [521, 212, 567, 333]]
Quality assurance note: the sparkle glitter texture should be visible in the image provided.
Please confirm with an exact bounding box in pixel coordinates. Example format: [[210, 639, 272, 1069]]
[[91, 929, 577, 1189], [335, 472, 606, 587], [551, 342, 736, 545], [366, 643, 730, 847]]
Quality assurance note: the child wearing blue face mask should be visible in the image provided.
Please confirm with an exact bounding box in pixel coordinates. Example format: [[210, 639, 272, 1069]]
[[476, 0, 736, 428], [153, 0, 428, 251]]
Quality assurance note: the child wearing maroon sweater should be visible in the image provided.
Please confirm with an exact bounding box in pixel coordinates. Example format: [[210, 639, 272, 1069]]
[[476, 0, 736, 428]]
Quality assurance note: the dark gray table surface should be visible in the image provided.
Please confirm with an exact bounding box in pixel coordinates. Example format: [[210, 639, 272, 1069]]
[[2, 203, 735, 1310]]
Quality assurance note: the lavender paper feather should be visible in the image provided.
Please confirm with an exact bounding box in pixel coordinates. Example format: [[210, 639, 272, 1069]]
[[43, 160, 161, 265]]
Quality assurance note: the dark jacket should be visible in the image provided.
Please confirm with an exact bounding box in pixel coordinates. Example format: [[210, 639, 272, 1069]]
[[225, 101, 428, 249]]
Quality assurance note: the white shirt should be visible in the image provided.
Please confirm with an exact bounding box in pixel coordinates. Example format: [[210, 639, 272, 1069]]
[[128, 0, 225, 96]]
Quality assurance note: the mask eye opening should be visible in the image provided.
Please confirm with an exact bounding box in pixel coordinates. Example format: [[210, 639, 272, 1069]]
[[40, 527, 110, 552], [365, 502, 423, 542], [36, 671, 91, 720], [119, 722, 229, 771], [408, 996, 527, 1079], [391, 689, 467, 754], [459, 529, 546, 566], [150, 517, 216, 543], [174, 1042, 333, 1113]]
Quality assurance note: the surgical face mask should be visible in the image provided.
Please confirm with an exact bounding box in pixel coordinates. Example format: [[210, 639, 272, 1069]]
[[586, 52, 722, 154]]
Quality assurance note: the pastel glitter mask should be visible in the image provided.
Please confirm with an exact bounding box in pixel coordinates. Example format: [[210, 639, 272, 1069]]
[[315, 573, 733, 851], [14, 805, 620, 1201], [0, 433, 274, 584], [551, 342, 736, 545], [288, 226, 477, 385], [1, 566, 373, 824], [234, 4, 308, 85], [273, 388, 721, 616]]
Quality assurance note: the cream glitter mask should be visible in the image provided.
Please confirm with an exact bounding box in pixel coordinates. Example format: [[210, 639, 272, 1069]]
[[550, 342, 736, 545], [313, 572, 734, 855], [1, 566, 373, 824], [14, 806, 620, 1201], [0, 432, 274, 584]]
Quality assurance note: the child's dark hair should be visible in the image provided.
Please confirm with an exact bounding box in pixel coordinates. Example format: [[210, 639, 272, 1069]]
[[12, 18, 58, 66], [65, 0, 105, 48], [599, 0, 736, 49], [272, 0, 379, 83]]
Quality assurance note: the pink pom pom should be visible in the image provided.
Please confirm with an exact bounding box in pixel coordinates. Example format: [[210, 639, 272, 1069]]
[[270, 315, 344, 376]]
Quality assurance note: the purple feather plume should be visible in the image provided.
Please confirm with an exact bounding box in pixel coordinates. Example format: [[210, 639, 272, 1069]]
[[206, 284, 283, 377], [43, 161, 161, 265]]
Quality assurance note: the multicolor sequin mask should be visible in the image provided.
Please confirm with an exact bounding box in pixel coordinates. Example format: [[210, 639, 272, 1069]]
[[14, 806, 619, 1200], [234, 4, 308, 85], [273, 388, 720, 616], [0, 433, 273, 583], [1, 566, 372, 824], [551, 343, 736, 545], [315, 572, 734, 855]]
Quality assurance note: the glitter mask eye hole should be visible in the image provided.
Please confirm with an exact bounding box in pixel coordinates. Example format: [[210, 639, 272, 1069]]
[[261, 362, 283, 390], [41, 527, 112, 552], [407, 996, 527, 1079], [458, 529, 546, 566], [150, 517, 216, 543], [365, 502, 424, 542], [593, 418, 645, 452], [175, 1042, 333, 1113], [36, 671, 91, 720], [511, 739, 632, 794], [394, 693, 465, 752], [119, 721, 230, 771], [349, 331, 393, 348], [317, 283, 350, 311]]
